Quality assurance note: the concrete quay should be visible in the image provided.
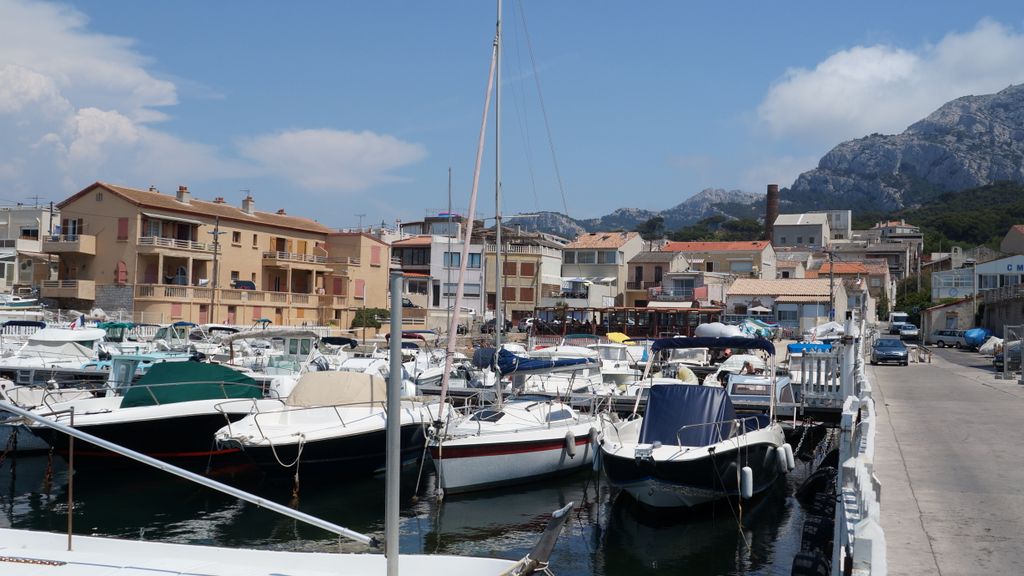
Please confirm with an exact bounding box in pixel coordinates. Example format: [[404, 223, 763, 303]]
[[870, 352, 1024, 576]]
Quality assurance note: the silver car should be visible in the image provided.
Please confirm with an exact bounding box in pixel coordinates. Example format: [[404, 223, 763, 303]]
[[898, 324, 919, 341]]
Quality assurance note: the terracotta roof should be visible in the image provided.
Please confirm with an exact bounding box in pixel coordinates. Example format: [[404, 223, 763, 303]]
[[818, 260, 890, 275], [1012, 225, 1024, 235], [328, 231, 388, 246], [664, 240, 770, 253], [392, 236, 432, 247], [727, 278, 831, 297], [565, 231, 639, 249], [775, 295, 830, 303], [60, 182, 332, 234]]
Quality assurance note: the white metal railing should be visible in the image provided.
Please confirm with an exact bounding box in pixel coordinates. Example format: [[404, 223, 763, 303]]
[[651, 287, 694, 300], [327, 256, 362, 266], [138, 236, 212, 251], [833, 326, 886, 576], [262, 251, 328, 264], [484, 243, 561, 258]]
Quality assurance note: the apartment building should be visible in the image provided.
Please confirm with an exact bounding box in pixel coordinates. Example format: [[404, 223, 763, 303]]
[[552, 231, 643, 307], [772, 213, 831, 249], [623, 251, 689, 307], [725, 278, 848, 331], [322, 232, 393, 328], [0, 205, 60, 293], [480, 228, 564, 323], [42, 182, 333, 325], [391, 230, 485, 330], [815, 259, 893, 307], [663, 240, 776, 280]]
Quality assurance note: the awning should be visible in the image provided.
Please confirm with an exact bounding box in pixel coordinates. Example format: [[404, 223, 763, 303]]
[[749, 305, 772, 313], [17, 250, 56, 261], [141, 211, 202, 225], [403, 272, 430, 278], [542, 275, 563, 285], [646, 301, 694, 308]]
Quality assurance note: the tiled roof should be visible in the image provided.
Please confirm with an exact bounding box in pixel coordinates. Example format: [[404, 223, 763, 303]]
[[61, 182, 333, 234], [818, 260, 890, 275], [628, 251, 682, 263], [664, 240, 770, 253], [727, 278, 831, 296], [565, 231, 639, 249], [1012, 225, 1024, 234], [775, 295, 830, 303]]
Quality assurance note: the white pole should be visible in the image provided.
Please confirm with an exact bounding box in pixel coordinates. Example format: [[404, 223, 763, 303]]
[[386, 271, 403, 575]]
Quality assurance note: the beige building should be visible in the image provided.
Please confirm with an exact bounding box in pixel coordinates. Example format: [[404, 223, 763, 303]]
[[772, 213, 831, 249], [725, 278, 848, 331], [42, 182, 335, 326], [323, 232, 393, 328], [662, 240, 776, 280], [560, 231, 644, 306], [623, 251, 690, 307], [481, 229, 563, 322]]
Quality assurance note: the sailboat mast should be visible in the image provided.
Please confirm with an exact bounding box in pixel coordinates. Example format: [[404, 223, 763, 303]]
[[437, 28, 500, 410], [494, 0, 504, 353]]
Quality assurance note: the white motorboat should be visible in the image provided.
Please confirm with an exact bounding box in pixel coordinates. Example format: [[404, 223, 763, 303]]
[[518, 344, 609, 395], [0, 327, 107, 369], [600, 336, 792, 509], [215, 371, 438, 475], [589, 342, 642, 387]]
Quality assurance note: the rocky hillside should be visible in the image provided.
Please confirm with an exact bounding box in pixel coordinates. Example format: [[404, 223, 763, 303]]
[[509, 188, 761, 238], [786, 83, 1024, 212]]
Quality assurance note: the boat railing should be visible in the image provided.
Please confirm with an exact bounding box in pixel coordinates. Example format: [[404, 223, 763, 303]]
[[32, 380, 271, 420], [671, 415, 765, 447]]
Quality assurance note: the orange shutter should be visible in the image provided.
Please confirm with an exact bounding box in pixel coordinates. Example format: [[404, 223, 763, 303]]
[[370, 246, 382, 266], [117, 218, 129, 241], [355, 279, 366, 299]]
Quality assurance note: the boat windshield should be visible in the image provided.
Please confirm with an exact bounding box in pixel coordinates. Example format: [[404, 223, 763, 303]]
[[667, 348, 708, 364], [595, 347, 626, 361], [468, 408, 504, 422]]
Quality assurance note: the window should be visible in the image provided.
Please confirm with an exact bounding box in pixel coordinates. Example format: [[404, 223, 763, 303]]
[[232, 231, 241, 244], [408, 279, 428, 294], [809, 236, 815, 245], [62, 218, 83, 236], [19, 227, 38, 239], [443, 252, 461, 268], [979, 274, 999, 290], [468, 253, 481, 268], [520, 287, 534, 302], [170, 303, 182, 318], [115, 261, 128, 284], [777, 308, 798, 323], [464, 283, 481, 297], [333, 278, 345, 295], [781, 236, 787, 244], [503, 286, 516, 301], [370, 246, 382, 266], [730, 261, 753, 273], [520, 262, 536, 277], [781, 271, 791, 278], [705, 261, 714, 272], [598, 251, 617, 264], [654, 266, 663, 283], [355, 279, 366, 299], [117, 217, 129, 241], [563, 251, 576, 264], [230, 271, 240, 280], [252, 234, 258, 247], [503, 261, 517, 276], [796, 236, 803, 244], [577, 251, 596, 264], [251, 272, 256, 282], [145, 220, 161, 237], [870, 278, 881, 287]]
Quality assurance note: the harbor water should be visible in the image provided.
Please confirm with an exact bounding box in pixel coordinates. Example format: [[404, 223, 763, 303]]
[[0, 447, 822, 575]]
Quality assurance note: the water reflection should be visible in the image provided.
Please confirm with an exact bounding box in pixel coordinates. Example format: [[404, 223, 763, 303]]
[[0, 455, 810, 575]]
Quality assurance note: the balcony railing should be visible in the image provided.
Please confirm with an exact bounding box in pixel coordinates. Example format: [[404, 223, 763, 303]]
[[652, 287, 695, 301], [262, 251, 328, 265], [484, 244, 562, 258], [138, 236, 213, 252], [327, 256, 361, 266], [40, 279, 96, 300], [626, 281, 661, 290], [42, 234, 96, 255], [134, 284, 325, 307]]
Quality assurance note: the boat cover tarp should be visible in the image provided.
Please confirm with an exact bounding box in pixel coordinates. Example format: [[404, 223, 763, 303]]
[[320, 336, 358, 348], [285, 371, 386, 407], [694, 322, 744, 338], [639, 385, 736, 447], [978, 336, 1002, 356], [964, 328, 992, 348], [651, 336, 775, 356], [495, 347, 598, 376], [787, 342, 833, 354], [121, 362, 261, 408]]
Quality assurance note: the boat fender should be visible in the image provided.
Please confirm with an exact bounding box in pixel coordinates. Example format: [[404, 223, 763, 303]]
[[589, 427, 601, 448], [776, 446, 789, 474], [740, 466, 753, 499], [564, 431, 577, 458], [783, 443, 796, 471]]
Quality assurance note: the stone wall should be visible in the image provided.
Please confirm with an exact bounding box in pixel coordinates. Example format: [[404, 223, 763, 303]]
[[95, 285, 135, 318]]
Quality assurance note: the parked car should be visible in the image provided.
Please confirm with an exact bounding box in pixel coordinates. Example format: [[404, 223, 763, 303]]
[[889, 321, 907, 335], [926, 329, 967, 348], [898, 324, 920, 341], [518, 317, 534, 333], [481, 318, 512, 334], [870, 338, 909, 366], [993, 341, 1021, 372]]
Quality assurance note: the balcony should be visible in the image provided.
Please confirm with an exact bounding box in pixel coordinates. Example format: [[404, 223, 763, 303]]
[[134, 284, 322, 307], [43, 235, 96, 255], [137, 236, 213, 253], [652, 287, 695, 301], [40, 279, 95, 300], [327, 256, 361, 266], [626, 281, 661, 290], [484, 244, 562, 258], [262, 251, 329, 269]]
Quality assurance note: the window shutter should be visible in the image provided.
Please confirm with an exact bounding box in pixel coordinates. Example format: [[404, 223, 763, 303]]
[[117, 217, 129, 241]]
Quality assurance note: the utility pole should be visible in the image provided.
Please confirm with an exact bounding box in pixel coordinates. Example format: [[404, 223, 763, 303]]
[[48, 201, 54, 236], [355, 214, 366, 231], [828, 249, 835, 321], [209, 216, 224, 324]]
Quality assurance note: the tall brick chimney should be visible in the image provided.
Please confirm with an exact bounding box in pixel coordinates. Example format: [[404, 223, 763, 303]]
[[764, 184, 779, 241], [242, 194, 255, 215], [176, 185, 191, 204]]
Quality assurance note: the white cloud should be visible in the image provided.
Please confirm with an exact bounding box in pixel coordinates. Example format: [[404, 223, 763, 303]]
[[757, 19, 1024, 145], [238, 129, 427, 192]]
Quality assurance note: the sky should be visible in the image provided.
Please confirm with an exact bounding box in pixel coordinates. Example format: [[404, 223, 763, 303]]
[[2, 0, 1024, 230]]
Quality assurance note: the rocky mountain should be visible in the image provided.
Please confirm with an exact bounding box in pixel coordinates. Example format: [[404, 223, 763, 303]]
[[786, 83, 1024, 212], [508, 188, 761, 238]]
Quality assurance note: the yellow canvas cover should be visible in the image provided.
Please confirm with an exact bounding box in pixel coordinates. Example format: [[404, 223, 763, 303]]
[[284, 371, 387, 408]]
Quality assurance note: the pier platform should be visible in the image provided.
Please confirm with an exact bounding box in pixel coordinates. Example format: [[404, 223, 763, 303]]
[[871, 354, 1024, 575]]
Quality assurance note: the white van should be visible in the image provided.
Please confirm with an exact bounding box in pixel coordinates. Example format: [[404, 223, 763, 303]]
[[926, 329, 967, 348]]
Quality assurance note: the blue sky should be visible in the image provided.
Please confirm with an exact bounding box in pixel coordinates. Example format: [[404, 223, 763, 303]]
[[2, 1, 1023, 229]]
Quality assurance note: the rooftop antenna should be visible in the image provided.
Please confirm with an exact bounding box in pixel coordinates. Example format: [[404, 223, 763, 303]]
[[355, 214, 366, 231]]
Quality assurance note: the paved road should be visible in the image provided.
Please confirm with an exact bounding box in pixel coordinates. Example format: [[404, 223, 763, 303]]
[[871, 348, 1024, 575]]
